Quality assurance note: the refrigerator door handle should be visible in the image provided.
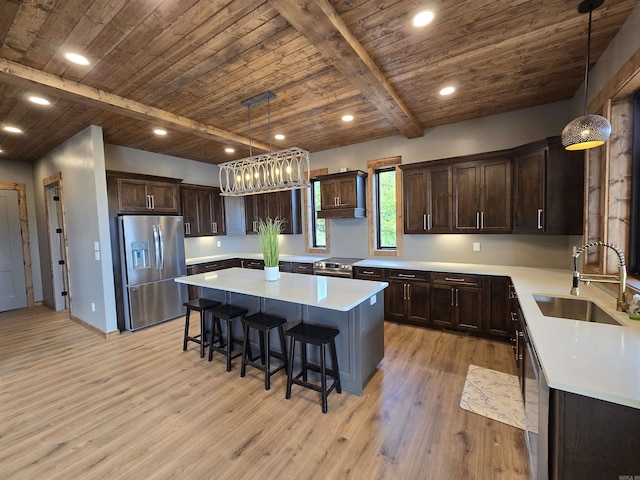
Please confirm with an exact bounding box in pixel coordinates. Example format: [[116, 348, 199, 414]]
[[158, 224, 165, 271], [152, 224, 160, 270]]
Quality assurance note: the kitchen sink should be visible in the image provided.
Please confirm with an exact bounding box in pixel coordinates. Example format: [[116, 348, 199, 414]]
[[533, 295, 623, 326]]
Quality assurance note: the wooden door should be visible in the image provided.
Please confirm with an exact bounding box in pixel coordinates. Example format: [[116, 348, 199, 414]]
[[180, 188, 199, 236], [480, 158, 511, 232], [0, 189, 27, 311], [117, 178, 149, 212], [430, 285, 454, 327], [406, 282, 430, 325], [452, 162, 480, 232], [483, 276, 512, 339], [403, 169, 428, 234], [455, 287, 482, 332], [513, 149, 545, 233], [428, 166, 452, 233], [148, 182, 178, 213], [385, 281, 407, 323], [337, 176, 357, 207]]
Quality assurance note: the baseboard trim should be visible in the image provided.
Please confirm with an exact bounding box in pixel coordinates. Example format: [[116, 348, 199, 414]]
[[70, 315, 120, 339]]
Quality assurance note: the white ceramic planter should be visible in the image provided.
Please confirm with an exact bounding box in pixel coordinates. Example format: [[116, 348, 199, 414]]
[[264, 266, 280, 282]]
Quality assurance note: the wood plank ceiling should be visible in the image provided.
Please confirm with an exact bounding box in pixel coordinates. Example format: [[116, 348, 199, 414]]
[[0, 0, 636, 165]]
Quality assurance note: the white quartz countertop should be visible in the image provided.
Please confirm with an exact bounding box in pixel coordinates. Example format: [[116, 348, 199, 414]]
[[356, 259, 640, 409], [186, 253, 327, 266], [176, 267, 387, 312]]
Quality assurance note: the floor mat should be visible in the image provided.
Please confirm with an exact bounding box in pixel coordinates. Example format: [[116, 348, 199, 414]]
[[459, 364, 525, 430]]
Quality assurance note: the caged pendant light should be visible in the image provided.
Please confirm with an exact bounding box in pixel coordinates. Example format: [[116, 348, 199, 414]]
[[561, 0, 611, 151], [218, 91, 310, 196]]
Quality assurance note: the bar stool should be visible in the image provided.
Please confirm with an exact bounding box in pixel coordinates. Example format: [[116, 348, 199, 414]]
[[208, 304, 249, 371], [285, 322, 342, 413], [240, 312, 288, 390], [182, 298, 221, 358]]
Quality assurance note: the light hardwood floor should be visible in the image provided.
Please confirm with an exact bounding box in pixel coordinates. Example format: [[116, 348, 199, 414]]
[[0, 306, 528, 479]]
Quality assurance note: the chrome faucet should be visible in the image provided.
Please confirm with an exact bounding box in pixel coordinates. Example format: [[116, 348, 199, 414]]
[[571, 241, 629, 312]]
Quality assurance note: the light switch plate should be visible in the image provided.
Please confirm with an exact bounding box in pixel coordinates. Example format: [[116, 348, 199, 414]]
[[217, 241, 221, 247], [473, 242, 481, 252], [94, 241, 100, 251]]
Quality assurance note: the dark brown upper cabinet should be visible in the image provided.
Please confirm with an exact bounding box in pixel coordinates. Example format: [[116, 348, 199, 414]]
[[316, 170, 367, 218], [244, 190, 302, 235], [180, 185, 225, 237], [452, 156, 511, 233], [108, 172, 181, 215], [402, 164, 452, 234], [512, 137, 584, 234]]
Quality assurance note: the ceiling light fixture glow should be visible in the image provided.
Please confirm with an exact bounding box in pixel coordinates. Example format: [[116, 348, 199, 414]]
[[64, 52, 90, 65], [439, 86, 456, 96], [3, 126, 23, 134], [153, 128, 167, 136], [274, 134, 285, 140], [28, 96, 51, 105], [225, 147, 235, 153], [412, 10, 435, 27], [342, 114, 354, 122]]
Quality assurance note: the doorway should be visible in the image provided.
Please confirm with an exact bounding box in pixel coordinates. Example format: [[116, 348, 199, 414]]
[[44, 174, 70, 311], [0, 189, 28, 311]]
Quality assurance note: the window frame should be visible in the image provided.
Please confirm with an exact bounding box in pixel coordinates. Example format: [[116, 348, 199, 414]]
[[304, 168, 330, 254], [375, 166, 397, 250], [367, 156, 402, 257]]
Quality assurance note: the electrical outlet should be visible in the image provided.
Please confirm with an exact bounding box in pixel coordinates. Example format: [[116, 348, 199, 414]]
[[94, 250, 101, 261], [217, 241, 221, 247], [91, 302, 96, 312], [473, 242, 481, 252], [94, 241, 100, 251]]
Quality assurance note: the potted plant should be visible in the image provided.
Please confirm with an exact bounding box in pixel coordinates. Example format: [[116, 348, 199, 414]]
[[257, 217, 284, 281]]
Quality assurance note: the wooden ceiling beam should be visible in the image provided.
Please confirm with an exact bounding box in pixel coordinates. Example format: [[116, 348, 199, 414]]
[[268, 0, 424, 139], [0, 57, 272, 152]]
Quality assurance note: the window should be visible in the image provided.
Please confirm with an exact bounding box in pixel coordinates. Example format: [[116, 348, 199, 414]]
[[628, 90, 640, 275], [376, 168, 397, 249], [311, 179, 326, 248], [367, 156, 402, 256]]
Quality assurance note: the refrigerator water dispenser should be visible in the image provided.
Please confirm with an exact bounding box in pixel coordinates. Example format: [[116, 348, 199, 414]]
[[131, 241, 150, 269]]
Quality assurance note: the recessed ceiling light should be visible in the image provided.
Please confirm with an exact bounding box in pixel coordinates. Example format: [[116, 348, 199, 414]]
[[3, 126, 23, 134], [342, 114, 354, 122], [64, 52, 90, 65], [153, 128, 167, 136], [439, 86, 456, 96], [28, 96, 51, 106], [225, 147, 235, 153], [274, 134, 285, 140], [412, 10, 435, 27]]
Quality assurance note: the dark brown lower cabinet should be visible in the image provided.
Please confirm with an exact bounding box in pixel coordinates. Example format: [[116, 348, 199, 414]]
[[385, 270, 430, 326], [431, 273, 483, 333], [483, 276, 513, 340], [186, 259, 239, 300], [549, 390, 640, 479]]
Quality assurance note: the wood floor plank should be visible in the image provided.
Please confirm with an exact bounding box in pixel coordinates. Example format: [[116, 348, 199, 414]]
[[0, 306, 528, 479]]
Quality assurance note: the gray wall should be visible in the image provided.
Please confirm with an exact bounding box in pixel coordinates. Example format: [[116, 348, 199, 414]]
[[0, 160, 43, 302], [33, 126, 117, 332]]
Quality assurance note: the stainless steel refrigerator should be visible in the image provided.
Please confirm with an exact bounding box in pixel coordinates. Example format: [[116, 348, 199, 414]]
[[119, 215, 187, 331]]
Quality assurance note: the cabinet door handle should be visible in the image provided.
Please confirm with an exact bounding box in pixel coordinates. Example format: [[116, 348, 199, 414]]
[[481, 211, 485, 230], [423, 214, 427, 231], [537, 208, 543, 230], [428, 214, 432, 230], [455, 288, 459, 307], [150, 195, 155, 210], [252, 221, 257, 233], [476, 211, 480, 230], [398, 273, 416, 278], [444, 277, 465, 283], [212, 222, 217, 233], [450, 288, 454, 306], [514, 330, 519, 361], [185, 222, 190, 235], [407, 283, 411, 300]]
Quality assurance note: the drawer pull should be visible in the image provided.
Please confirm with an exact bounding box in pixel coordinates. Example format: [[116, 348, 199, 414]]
[[398, 273, 416, 278], [298, 265, 308, 270], [363, 270, 375, 274], [444, 277, 465, 282]]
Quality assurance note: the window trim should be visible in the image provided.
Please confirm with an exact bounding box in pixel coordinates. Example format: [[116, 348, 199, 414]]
[[304, 168, 330, 254], [367, 156, 402, 257]]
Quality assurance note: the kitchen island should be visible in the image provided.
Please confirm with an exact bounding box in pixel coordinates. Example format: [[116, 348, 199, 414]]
[[175, 267, 388, 395]]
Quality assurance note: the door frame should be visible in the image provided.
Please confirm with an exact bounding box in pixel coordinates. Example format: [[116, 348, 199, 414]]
[[0, 182, 34, 307], [43, 173, 72, 311]]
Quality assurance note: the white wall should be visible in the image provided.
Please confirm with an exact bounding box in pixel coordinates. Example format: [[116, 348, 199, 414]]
[[33, 126, 117, 333], [0, 160, 43, 302]]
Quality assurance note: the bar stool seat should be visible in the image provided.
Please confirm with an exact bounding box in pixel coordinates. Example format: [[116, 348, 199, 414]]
[[240, 312, 288, 390], [285, 322, 342, 413], [182, 298, 222, 358], [208, 304, 249, 371]]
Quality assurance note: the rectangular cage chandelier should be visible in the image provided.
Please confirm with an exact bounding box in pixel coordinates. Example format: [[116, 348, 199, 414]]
[[218, 91, 310, 196]]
